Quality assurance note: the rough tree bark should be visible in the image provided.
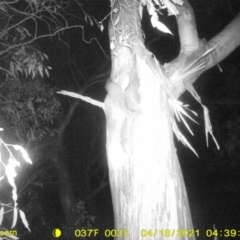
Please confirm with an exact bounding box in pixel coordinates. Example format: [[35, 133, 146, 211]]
[[104, 0, 240, 239]]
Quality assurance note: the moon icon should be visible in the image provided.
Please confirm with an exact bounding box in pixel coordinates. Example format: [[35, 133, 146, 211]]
[[52, 228, 62, 238]]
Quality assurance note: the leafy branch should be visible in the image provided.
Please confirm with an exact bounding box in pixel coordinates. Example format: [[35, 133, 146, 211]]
[[0, 0, 107, 77]]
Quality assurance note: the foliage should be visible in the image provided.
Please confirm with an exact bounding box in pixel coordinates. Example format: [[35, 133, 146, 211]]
[[0, 0, 101, 75], [9, 46, 51, 79], [0, 1, 68, 235], [0, 75, 61, 143], [72, 199, 96, 228], [0, 132, 32, 235], [0, 0, 80, 52], [0, 1, 66, 144], [0, 1, 101, 238]]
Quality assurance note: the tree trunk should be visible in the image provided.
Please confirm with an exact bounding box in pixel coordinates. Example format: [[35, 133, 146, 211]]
[[105, 1, 194, 239], [104, 0, 240, 239], [53, 154, 77, 225], [53, 102, 80, 226]]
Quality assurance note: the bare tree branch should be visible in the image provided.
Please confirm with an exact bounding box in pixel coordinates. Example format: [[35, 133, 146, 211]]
[[164, 1, 240, 98]]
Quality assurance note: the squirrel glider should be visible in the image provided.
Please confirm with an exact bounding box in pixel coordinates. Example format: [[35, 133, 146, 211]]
[[105, 78, 141, 116]]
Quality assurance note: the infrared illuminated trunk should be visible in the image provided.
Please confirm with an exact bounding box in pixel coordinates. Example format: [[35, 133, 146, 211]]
[[104, 0, 240, 239], [104, 1, 194, 239]]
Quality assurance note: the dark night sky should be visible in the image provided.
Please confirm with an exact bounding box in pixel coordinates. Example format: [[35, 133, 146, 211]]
[[15, 0, 240, 239]]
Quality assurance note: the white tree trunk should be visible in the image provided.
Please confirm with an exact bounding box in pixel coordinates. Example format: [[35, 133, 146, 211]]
[[104, 2, 194, 239], [104, 0, 240, 239]]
